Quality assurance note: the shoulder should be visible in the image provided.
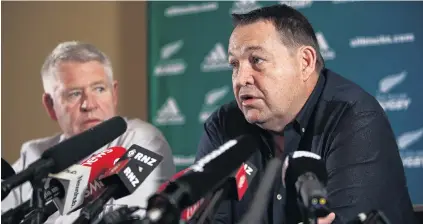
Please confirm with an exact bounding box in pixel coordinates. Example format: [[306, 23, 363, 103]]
[[14, 134, 61, 171], [323, 69, 386, 115], [125, 117, 167, 140], [117, 117, 172, 153]]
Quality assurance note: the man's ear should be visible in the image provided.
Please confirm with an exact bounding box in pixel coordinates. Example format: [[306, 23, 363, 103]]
[[42, 93, 57, 121], [298, 45, 317, 81], [112, 80, 118, 108]]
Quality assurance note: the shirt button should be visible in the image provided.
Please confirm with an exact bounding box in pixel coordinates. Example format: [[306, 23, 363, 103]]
[[277, 194, 282, 200], [301, 128, 305, 133]]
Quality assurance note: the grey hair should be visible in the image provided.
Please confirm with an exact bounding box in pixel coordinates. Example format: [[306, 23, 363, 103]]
[[41, 41, 114, 94]]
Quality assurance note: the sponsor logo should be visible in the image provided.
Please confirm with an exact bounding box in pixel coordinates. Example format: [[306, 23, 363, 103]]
[[165, 2, 218, 17], [81, 148, 114, 166], [127, 149, 136, 158], [154, 97, 185, 125], [350, 33, 415, 48], [237, 175, 246, 189], [398, 128, 423, 169], [376, 70, 411, 111], [279, 0, 313, 9], [123, 167, 140, 187], [71, 175, 83, 207], [316, 32, 336, 60], [199, 86, 230, 122], [201, 43, 231, 72], [397, 127, 423, 150], [154, 40, 186, 76], [230, 0, 261, 14], [244, 163, 254, 176], [132, 152, 158, 166]]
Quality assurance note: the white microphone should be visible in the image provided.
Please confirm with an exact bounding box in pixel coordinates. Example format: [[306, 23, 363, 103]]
[[48, 146, 127, 215]]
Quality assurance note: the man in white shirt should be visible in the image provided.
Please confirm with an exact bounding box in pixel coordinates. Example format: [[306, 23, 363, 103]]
[[2, 41, 176, 223]]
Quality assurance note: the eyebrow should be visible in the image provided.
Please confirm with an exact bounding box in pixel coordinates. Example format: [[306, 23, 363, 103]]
[[228, 45, 265, 57]]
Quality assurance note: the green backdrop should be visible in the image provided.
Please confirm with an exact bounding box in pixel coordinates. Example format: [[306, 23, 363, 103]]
[[147, 1, 423, 205]]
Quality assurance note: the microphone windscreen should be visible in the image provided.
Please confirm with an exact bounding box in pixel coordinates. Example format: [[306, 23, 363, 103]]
[[169, 134, 258, 206], [42, 116, 127, 174], [1, 158, 15, 180]]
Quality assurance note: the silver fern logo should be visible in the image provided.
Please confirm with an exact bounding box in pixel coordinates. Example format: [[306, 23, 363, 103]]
[[397, 127, 423, 150], [279, 0, 313, 9], [154, 40, 186, 76], [199, 86, 230, 123], [379, 71, 407, 93], [376, 70, 411, 111], [316, 32, 336, 60]]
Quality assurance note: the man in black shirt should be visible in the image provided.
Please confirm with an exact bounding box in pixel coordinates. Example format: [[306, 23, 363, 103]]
[[194, 4, 417, 224]]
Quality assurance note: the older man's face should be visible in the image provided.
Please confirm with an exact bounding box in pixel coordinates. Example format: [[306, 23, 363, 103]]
[[228, 20, 304, 131], [47, 61, 118, 137]]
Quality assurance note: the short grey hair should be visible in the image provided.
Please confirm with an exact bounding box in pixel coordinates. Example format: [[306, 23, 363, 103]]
[[41, 41, 114, 94]]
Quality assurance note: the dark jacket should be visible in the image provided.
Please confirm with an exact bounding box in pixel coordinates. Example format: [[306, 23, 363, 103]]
[[193, 68, 417, 224]]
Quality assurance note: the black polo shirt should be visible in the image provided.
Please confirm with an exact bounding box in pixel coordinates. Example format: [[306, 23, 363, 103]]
[[193, 68, 417, 224]]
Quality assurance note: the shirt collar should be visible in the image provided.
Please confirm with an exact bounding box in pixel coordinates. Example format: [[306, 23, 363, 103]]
[[289, 70, 326, 135]]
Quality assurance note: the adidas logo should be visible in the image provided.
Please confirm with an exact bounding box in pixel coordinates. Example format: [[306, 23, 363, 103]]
[[154, 40, 186, 76], [201, 43, 231, 72], [230, 0, 260, 14], [154, 97, 185, 125], [199, 86, 230, 122], [279, 0, 313, 9], [315, 32, 336, 60]]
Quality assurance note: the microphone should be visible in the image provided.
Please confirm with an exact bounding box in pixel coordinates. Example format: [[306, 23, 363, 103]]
[[1, 116, 127, 200], [1, 158, 16, 180], [142, 135, 258, 224], [156, 168, 209, 222], [73, 144, 164, 224], [49, 146, 127, 215], [282, 151, 330, 224], [194, 161, 258, 224], [237, 157, 283, 224]]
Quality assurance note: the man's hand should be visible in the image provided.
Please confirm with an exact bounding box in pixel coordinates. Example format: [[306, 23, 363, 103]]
[[317, 212, 336, 224]]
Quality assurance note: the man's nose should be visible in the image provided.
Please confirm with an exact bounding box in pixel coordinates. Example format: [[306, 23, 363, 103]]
[[80, 94, 98, 112], [235, 64, 255, 87]]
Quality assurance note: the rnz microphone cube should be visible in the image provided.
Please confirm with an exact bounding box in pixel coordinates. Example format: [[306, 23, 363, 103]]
[[48, 164, 91, 215], [100, 158, 144, 199]]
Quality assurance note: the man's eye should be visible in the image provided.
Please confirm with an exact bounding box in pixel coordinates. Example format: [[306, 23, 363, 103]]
[[251, 56, 263, 64], [95, 86, 106, 92], [229, 61, 238, 68], [68, 92, 81, 98]]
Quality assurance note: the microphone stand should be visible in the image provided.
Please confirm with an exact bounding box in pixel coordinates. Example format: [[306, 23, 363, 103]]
[[195, 186, 229, 224], [237, 158, 283, 224], [20, 170, 48, 224], [73, 184, 119, 224]]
